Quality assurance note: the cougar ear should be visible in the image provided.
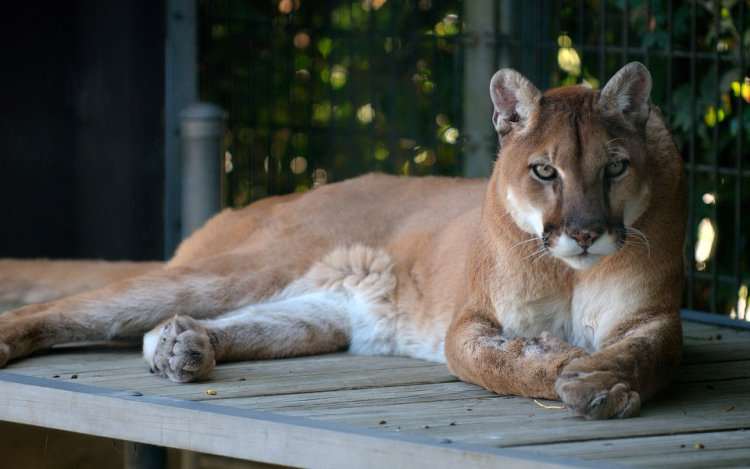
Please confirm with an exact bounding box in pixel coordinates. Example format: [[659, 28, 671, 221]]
[[599, 62, 652, 126], [490, 69, 541, 136]]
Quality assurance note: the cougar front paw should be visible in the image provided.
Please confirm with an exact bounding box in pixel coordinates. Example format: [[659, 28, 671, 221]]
[[143, 316, 215, 383], [555, 369, 641, 420]]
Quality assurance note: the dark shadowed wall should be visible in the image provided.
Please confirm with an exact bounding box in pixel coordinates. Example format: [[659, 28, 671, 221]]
[[0, 0, 165, 261]]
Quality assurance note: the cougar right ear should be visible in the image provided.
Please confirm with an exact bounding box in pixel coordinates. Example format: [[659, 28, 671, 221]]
[[490, 69, 541, 136], [598, 62, 652, 128]]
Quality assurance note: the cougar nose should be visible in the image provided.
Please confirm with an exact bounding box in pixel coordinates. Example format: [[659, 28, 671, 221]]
[[568, 229, 601, 248]]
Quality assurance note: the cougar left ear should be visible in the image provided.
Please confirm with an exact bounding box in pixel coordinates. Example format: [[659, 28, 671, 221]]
[[599, 62, 652, 126], [490, 69, 541, 136]]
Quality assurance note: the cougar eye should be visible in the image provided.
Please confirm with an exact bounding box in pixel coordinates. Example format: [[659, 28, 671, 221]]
[[532, 163, 557, 181], [604, 160, 629, 178]]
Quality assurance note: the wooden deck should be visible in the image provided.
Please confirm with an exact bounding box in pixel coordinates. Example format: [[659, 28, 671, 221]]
[[0, 302, 748, 468]]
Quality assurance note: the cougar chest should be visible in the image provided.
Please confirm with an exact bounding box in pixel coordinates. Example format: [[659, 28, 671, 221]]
[[490, 281, 573, 344], [570, 270, 648, 350]]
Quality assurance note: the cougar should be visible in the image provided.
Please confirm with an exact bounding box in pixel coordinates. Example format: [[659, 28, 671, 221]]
[[0, 62, 686, 420]]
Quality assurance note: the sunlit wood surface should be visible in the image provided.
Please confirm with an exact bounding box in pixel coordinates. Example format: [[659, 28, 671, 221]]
[[0, 301, 748, 468]]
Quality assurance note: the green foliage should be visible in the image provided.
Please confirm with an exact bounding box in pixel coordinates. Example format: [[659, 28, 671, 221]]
[[200, 0, 464, 204]]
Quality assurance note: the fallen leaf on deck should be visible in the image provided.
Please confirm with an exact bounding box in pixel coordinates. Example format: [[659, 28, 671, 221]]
[[684, 335, 713, 340], [534, 400, 566, 410]]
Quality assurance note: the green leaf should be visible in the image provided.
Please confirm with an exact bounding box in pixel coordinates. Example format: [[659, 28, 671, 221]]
[[318, 38, 333, 58]]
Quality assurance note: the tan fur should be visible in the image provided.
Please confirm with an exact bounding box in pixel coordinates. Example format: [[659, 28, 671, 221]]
[[0, 259, 163, 305], [0, 63, 685, 419]]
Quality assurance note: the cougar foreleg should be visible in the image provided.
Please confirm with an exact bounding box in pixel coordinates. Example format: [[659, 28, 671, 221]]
[[445, 313, 589, 400], [555, 314, 682, 420]]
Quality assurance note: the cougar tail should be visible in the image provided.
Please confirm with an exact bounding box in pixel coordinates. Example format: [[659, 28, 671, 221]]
[[0, 259, 165, 304]]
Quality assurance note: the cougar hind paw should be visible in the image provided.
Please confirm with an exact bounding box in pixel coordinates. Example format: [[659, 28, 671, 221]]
[[143, 315, 215, 383]]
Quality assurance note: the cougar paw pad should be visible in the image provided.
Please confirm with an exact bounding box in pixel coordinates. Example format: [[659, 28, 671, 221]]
[[143, 316, 215, 383]]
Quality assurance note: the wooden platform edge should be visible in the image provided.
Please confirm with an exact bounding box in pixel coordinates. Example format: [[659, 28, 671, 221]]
[[681, 309, 750, 330], [0, 371, 621, 469]]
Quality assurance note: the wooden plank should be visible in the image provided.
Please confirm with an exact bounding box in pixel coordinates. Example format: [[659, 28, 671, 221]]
[[682, 310, 750, 331], [515, 430, 750, 468], [220, 381, 493, 413], [8, 351, 460, 399], [681, 322, 750, 365], [682, 341, 750, 364], [682, 321, 750, 340], [9, 331, 747, 395], [4, 333, 747, 450], [226, 377, 749, 449], [0, 371, 611, 469], [682, 323, 750, 341], [8, 347, 142, 374], [2, 309, 749, 468], [10, 349, 452, 380], [672, 360, 750, 383]]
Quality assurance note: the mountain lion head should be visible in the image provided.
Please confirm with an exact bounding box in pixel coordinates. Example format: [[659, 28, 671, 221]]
[[490, 63, 654, 270]]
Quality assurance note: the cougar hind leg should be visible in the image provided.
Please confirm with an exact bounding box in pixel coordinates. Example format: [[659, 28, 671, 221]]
[[0, 259, 163, 305], [0, 251, 304, 367], [143, 244, 403, 382], [143, 290, 352, 382]]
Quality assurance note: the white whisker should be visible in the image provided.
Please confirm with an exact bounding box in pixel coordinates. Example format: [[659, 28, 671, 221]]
[[511, 236, 543, 249], [617, 240, 640, 261], [530, 249, 549, 264], [522, 246, 548, 262], [623, 227, 651, 257], [511, 232, 551, 264]]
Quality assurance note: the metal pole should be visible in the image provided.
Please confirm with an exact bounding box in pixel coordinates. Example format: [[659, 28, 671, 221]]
[[462, 0, 500, 178], [179, 102, 227, 239], [164, 0, 198, 258], [127, 4, 200, 465], [124, 442, 167, 469]]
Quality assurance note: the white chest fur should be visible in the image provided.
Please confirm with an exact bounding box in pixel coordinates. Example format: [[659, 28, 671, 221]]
[[570, 272, 647, 349], [492, 290, 576, 347], [491, 270, 644, 352]]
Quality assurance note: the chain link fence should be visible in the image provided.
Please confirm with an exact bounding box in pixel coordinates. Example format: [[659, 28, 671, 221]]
[[199, 0, 749, 320]]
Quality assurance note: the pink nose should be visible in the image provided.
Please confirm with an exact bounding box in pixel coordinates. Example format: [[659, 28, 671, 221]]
[[569, 230, 601, 248]]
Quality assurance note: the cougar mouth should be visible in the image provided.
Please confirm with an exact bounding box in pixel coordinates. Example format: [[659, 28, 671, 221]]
[[560, 251, 605, 270], [545, 228, 622, 270]]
